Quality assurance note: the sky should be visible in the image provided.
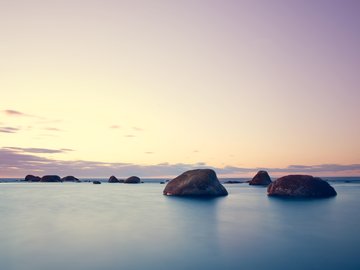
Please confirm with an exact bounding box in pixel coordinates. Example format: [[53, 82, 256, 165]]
[[1, 0, 360, 178]]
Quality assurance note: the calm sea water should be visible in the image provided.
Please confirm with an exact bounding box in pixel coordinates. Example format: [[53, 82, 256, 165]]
[[0, 181, 359, 270]]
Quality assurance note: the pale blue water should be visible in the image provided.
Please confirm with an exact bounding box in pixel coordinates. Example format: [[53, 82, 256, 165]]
[[0, 182, 359, 270]]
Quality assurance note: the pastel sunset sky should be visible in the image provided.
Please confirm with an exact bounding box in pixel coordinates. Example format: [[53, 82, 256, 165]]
[[1, 0, 359, 178]]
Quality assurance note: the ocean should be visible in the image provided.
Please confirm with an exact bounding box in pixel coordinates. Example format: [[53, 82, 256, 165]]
[[0, 179, 359, 270]]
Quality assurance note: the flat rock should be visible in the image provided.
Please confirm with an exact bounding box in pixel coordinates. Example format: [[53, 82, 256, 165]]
[[124, 176, 141, 184], [224, 180, 242, 184], [40, 175, 61, 182], [163, 169, 228, 197], [249, 170, 272, 186], [62, 176, 80, 182], [267, 175, 337, 198], [93, 181, 101, 184]]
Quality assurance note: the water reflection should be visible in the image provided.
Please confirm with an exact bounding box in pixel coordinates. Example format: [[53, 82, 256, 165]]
[[156, 195, 227, 269]]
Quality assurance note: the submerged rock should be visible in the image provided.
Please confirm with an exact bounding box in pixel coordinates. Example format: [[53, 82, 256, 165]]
[[124, 176, 141, 184], [62, 176, 81, 182], [93, 181, 101, 184], [25, 175, 41, 182], [249, 171, 272, 186], [163, 169, 228, 197], [267, 175, 337, 198], [108, 175, 120, 183], [40, 175, 61, 182]]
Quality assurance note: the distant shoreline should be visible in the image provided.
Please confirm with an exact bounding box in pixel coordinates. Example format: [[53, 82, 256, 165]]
[[1, 176, 360, 183]]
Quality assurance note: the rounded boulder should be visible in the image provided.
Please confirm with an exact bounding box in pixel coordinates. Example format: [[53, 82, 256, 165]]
[[25, 175, 41, 182], [267, 175, 337, 198], [124, 176, 141, 184], [108, 176, 120, 183], [40, 175, 61, 182], [163, 169, 228, 197]]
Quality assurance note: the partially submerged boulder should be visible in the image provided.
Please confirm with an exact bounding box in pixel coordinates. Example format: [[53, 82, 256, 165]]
[[249, 170, 272, 186], [108, 176, 120, 183], [163, 169, 228, 197], [267, 175, 337, 198], [124, 176, 141, 184], [25, 175, 41, 182], [93, 181, 101, 184], [40, 175, 61, 182], [62, 176, 80, 182]]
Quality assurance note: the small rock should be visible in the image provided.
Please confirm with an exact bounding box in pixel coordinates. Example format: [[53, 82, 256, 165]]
[[25, 175, 41, 182], [62, 176, 81, 182], [41, 175, 61, 182], [224, 180, 242, 184], [108, 175, 120, 183], [249, 171, 272, 186], [124, 176, 141, 184]]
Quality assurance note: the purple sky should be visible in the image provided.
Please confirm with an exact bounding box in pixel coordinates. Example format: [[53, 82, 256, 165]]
[[1, 0, 359, 177]]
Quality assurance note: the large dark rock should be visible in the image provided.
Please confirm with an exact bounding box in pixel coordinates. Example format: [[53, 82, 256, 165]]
[[25, 175, 41, 182], [249, 170, 272, 186], [267, 175, 337, 198], [40, 175, 61, 182], [62, 176, 80, 182], [163, 169, 228, 197], [108, 175, 120, 183], [124, 176, 141, 184], [93, 181, 101, 184]]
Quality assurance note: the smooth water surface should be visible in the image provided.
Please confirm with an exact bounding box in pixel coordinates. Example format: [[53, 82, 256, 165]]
[[0, 183, 359, 270]]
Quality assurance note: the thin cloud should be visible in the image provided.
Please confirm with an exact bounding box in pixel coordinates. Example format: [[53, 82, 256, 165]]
[[3, 147, 73, 154], [36, 119, 62, 124], [0, 147, 359, 178], [0, 127, 20, 133], [60, 148, 74, 152], [124, 134, 136, 138], [2, 109, 42, 119], [44, 127, 63, 132], [281, 164, 360, 173], [2, 109, 26, 117], [145, 152, 154, 154], [2, 109, 60, 124], [110, 125, 121, 129]]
